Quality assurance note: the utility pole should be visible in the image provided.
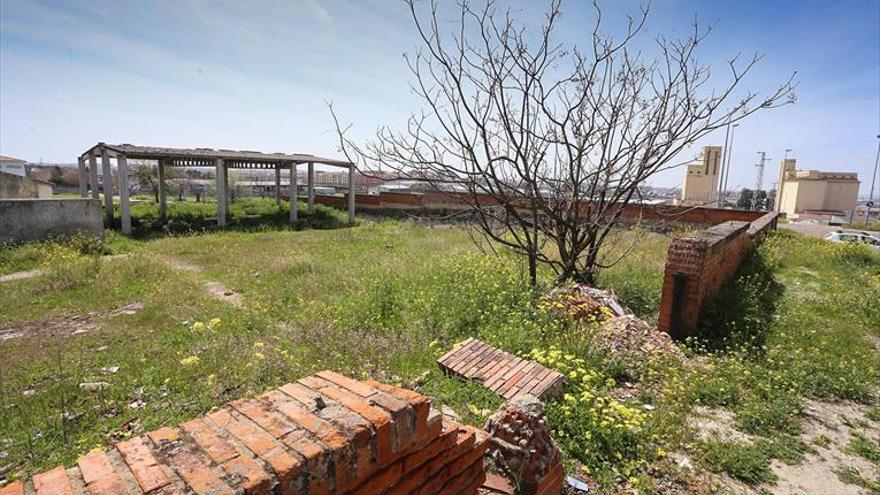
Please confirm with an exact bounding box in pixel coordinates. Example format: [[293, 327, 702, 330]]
[[868, 134, 880, 225], [717, 118, 733, 207], [752, 151, 770, 211], [721, 123, 740, 205]]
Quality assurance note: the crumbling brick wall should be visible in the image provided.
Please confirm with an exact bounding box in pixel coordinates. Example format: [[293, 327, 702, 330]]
[[657, 212, 779, 339], [2, 371, 487, 495]]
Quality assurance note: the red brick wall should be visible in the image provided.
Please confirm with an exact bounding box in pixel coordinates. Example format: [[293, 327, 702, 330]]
[[2, 372, 487, 495], [657, 212, 780, 339], [312, 191, 765, 228]]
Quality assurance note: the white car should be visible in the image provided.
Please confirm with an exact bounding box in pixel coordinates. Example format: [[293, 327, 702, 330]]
[[823, 231, 880, 250]]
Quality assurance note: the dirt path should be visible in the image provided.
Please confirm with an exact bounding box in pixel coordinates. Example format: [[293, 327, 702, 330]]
[[694, 400, 880, 494], [158, 256, 244, 307]]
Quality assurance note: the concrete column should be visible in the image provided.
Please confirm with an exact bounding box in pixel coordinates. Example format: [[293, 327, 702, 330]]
[[224, 163, 230, 209], [348, 165, 356, 223], [215, 158, 227, 226], [77, 156, 88, 197], [101, 148, 114, 225], [307, 162, 315, 213], [89, 153, 100, 200], [274, 166, 281, 206], [118, 155, 132, 235], [158, 159, 167, 222], [290, 163, 298, 223]]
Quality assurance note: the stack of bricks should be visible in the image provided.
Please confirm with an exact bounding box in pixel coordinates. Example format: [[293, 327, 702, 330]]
[[0, 371, 487, 495]]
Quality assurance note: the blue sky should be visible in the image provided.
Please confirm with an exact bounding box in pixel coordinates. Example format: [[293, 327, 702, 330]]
[[1, 0, 878, 194]]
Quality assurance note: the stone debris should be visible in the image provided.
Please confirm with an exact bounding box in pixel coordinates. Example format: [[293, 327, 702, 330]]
[[79, 382, 111, 392], [594, 315, 683, 379], [483, 395, 564, 495], [543, 283, 632, 321]]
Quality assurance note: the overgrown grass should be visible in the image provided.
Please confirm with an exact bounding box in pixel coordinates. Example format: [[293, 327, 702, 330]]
[[1, 215, 878, 493], [119, 196, 349, 237]]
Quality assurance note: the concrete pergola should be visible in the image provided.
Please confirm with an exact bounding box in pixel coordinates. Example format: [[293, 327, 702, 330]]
[[77, 143, 356, 234]]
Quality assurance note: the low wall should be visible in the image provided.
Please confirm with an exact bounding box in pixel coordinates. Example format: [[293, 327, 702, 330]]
[[0, 173, 52, 199], [657, 212, 779, 339], [3, 371, 488, 495], [0, 199, 103, 245], [312, 192, 766, 228]]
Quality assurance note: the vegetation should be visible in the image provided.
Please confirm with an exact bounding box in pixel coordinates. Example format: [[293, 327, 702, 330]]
[[1, 201, 879, 493]]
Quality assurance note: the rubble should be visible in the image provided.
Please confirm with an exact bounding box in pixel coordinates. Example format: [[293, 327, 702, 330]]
[[483, 395, 564, 495]]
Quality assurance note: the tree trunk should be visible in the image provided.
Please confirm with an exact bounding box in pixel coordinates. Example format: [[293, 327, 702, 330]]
[[527, 249, 537, 288]]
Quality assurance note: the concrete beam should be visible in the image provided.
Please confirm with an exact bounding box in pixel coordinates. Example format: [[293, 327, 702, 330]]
[[118, 155, 132, 235], [216, 158, 226, 226], [348, 165, 356, 224], [307, 162, 315, 213], [101, 148, 114, 225], [290, 162, 298, 223]]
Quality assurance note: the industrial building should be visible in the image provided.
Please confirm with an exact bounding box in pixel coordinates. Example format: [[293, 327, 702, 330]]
[[678, 146, 723, 205], [773, 158, 860, 217]]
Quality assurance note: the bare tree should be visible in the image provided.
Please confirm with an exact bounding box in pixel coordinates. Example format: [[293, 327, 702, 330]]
[[131, 161, 183, 202], [332, 0, 796, 286]]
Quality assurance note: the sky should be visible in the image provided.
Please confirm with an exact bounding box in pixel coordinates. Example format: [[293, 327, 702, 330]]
[[1, 0, 878, 195]]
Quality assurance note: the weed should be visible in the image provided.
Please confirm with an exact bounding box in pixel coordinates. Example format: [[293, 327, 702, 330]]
[[701, 440, 777, 485]]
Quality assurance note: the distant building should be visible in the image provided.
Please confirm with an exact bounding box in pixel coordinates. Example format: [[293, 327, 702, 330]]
[[0, 170, 52, 198], [0, 155, 27, 177], [773, 158, 860, 217], [679, 146, 723, 205]]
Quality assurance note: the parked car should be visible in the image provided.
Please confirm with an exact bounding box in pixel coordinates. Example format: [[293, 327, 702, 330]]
[[823, 231, 880, 250]]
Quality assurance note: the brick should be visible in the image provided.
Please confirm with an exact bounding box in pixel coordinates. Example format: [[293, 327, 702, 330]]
[[384, 424, 461, 495], [311, 374, 415, 452], [117, 436, 173, 493], [231, 398, 295, 439], [278, 383, 373, 481], [181, 418, 238, 464], [264, 390, 354, 492], [348, 461, 402, 495], [77, 450, 129, 495], [181, 418, 273, 494], [33, 466, 74, 495], [206, 409, 277, 458], [147, 427, 234, 495], [364, 380, 431, 442], [231, 397, 329, 494], [466, 347, 504, 378], [20, 373, 495, 495], [488, 358, 530, 392], [437, 337, 474, 365], [0, 482, 24, 495], [220, 455, 273, 494], [444, 340, 483, 372], [206, 408, 303, 495], [482, 472, 516, 494], [298, 376, 393, 465]]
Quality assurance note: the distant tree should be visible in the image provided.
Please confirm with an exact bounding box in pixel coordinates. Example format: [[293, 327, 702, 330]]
[[332, 0, 796, 285], [131, 161, 183, 202], [737, 188, 754, 209], [766, 188, 776, 211], [753, 189, 768, 210], [49, 166, 64, 185], [60, 168, 81, 187]]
